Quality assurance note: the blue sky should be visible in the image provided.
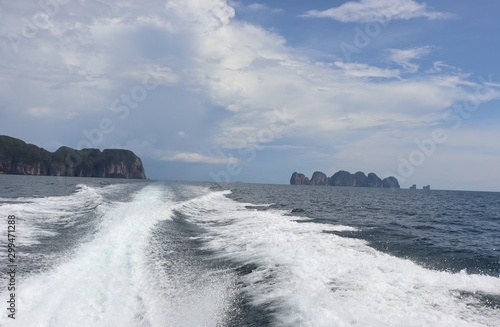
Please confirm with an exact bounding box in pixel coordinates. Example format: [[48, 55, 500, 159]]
[[1, 0, 500, 191]]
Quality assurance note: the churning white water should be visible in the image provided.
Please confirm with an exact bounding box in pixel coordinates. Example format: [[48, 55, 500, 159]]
[[1, 182, 499, 327], [175, 190, 500, 327], [0, 184, 236, 327]]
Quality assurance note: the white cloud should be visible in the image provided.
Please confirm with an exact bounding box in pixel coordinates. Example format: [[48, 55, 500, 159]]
[[164, 0, 235, 32], [387, 46, 434, 73], [26, 107, 58, 117], [259, 144, 310, 151], [426, 61, 461, 74], [1, 0, 497, 189], [247, 2, 282, 13], [229, 1, 283, 13], [1, 0, 467, 145], [247, 3, 266, 11], [163, 152, 239, 164], [303, 0, 455, 23], [190, 25, 470, 147], [122, 65, 180, 86], [334, 62, 400, 79]]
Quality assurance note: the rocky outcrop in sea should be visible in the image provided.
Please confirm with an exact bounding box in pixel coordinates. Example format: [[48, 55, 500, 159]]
[[290, 170, 400, 189], [0, 135, 146, 179]]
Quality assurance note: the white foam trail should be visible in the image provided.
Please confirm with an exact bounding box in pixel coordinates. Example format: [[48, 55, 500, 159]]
[[177, 191, 500, 327], [0, 184, 235, 327], [0, 184, 106, 247]]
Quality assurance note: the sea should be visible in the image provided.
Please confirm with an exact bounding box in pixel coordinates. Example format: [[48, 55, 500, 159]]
[[0, 175, 498, 327]]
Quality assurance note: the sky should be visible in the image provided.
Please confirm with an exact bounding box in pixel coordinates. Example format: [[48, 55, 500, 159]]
[[1, 0, 500, 191]]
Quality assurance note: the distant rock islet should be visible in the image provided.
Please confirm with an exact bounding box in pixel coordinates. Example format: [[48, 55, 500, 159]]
[[290, 170, 400, 188]]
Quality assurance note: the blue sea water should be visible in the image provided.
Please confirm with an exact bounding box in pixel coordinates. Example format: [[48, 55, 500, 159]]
[[0, 175, 498, 326]]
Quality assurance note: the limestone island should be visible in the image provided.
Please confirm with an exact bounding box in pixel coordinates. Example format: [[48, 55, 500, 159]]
[[290, 170, 400, 188], [0, 135, 146, 179]]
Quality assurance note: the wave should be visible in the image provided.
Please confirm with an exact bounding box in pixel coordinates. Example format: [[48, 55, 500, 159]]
[[0, 184, 236, 327], [175, 190, 500, 327], [1, 183, 498, 327], [0, 184, 113, 248]]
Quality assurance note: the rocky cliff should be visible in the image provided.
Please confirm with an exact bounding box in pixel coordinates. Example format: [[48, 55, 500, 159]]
[[290, 172, 309, 185], [382, 176, 400, 189], [0, 135, 146, 179], [290, 170, 400, 189], [367, 173, 383, 187], [310, 171, 328, 185]]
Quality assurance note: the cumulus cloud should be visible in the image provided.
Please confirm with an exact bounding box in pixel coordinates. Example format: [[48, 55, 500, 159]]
[[164, 0, 235, 31], [303, 0, 455, 23], [0, 0, 467, 142], [0, 0, 496, 188], [185, 19, 472, 148]]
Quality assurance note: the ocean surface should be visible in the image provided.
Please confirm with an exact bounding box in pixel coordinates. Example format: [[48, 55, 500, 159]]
[[0, 175, 499, 326]]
